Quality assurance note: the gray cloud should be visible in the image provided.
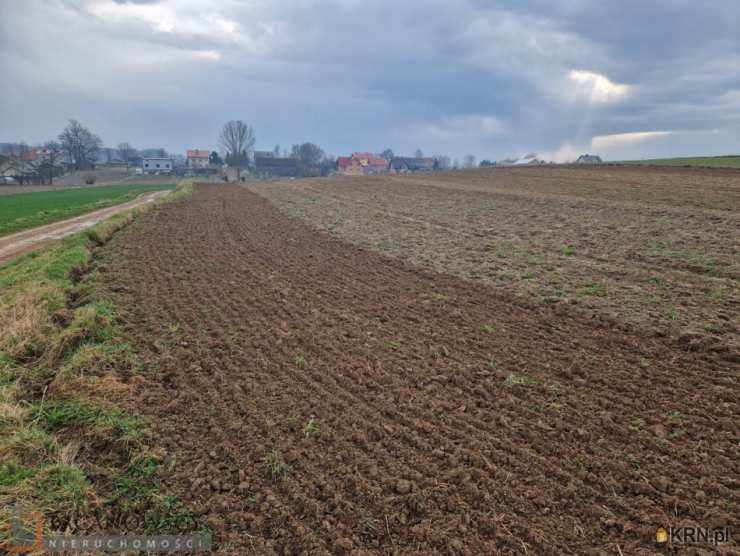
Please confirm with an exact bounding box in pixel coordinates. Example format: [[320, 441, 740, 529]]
[[2, 0, 740, 161]]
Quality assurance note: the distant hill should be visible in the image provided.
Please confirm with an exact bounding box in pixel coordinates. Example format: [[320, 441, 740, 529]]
[[619, 155, 740, 169]]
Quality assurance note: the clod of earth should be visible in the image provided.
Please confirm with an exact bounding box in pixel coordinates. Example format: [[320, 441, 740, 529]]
[[98, 183, 738, 554]]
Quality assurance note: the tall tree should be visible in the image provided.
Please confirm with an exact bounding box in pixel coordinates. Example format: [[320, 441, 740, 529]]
[[58, 119, 102, 169], [219, 120, 255, 180], [291, 142, 324, 168], [414, 149, 424, 158], [381, 148, 394, 161], [273, 144, 281, 157], [434, 155, 451, 169], [463, 154, 476, 168], [4, 143, 36, 184], [40, 140, 62, 184], [319, 154, 336, 176], [117, 142, 137, 169]]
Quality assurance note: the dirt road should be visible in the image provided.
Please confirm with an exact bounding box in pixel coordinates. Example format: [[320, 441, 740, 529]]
[[0, 189, 170, 266], [101, 185, 737, 554]]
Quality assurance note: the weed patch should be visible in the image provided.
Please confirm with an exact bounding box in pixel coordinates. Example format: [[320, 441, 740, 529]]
[[503, 374, 537, 387], [294, 353, 307, 369], [264, 449, 292, 481]]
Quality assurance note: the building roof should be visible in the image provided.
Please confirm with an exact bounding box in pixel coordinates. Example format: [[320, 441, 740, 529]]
[[577, 154, 602, 162], [255, 156, 298, 169], [186, 149, 210, 158], [337, 156, 357, 170], [389, 157, 435, 170], [365, 156, 387, 166]]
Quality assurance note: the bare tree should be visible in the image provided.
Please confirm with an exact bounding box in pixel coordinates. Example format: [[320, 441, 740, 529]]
[[118, 142, 137, 170], [219, 120, 256, 180], [58, 119, 102, 170], [273, 144, 281, 157], [381, 148, 394, 161], [40, 141, 63, 184], [434, 155, 451, 169], [291, 142, 324, 176], [463, 154, 476, 169], [4, 143, 33, 184], [414, 149, 424, 158]]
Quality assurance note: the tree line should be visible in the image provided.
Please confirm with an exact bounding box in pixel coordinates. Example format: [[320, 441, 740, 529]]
[[0, 119, 174, 185], [216, 120, 483, 177], [1, 117, 484, 185], [218, 120, 338, 179]]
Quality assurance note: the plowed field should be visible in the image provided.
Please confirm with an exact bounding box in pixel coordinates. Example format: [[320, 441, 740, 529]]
[[252, 165, 740, 360], [102, 184, 738, 554]]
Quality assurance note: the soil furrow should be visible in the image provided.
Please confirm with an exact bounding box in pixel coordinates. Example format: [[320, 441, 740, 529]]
[[102, 184, 738, 554]]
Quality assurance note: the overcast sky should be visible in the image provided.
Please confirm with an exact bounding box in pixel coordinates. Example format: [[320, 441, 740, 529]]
[[2, 0, 740, 161]]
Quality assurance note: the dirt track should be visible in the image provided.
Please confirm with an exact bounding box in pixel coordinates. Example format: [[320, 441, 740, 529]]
[[0, 189, 170, 266], [102, 185, 738, 554]]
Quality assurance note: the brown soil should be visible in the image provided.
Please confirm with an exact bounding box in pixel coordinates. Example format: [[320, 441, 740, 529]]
[[250, 165, 740, 360], [101, 184, 738, 554]]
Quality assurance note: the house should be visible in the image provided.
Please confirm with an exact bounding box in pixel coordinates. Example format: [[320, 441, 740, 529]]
[[253, 151, 275, 159], [357, 153, 389, 175], [186, 149, 210, 169], [336, 152, 389, 175], [142, 157, 173, 174], [496, 156, 544, 166], [576, 154, 602, 164], [388, 157, 436, 173], [337, 156, 363, 175], [254, 155, 299, 178]]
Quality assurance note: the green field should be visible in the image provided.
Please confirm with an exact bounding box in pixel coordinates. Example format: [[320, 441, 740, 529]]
[[0, 183, 175, 237], [620, 155, 740, 168]]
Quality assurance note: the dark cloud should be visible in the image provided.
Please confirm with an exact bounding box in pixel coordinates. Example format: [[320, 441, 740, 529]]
[[2, 0, 740, 161]]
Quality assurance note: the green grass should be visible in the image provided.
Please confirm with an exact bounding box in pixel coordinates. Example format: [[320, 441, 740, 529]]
[[0, 183, 175, 237], [620, 155, 740, 169], [0, 180, 200, 535], [264, 449, 292, 481], [304, 416, 320, 438], [0, 462, 37, 487], [32, 399, 144, 445]]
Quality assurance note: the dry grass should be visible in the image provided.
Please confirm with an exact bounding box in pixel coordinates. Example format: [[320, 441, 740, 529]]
[[0, 288, 53, 362], [0, 179, 196, 537]]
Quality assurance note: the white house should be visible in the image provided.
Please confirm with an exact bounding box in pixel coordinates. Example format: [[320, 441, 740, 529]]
[[576, 154, 602, 164], [142, 157, 173, 174], [186, 149, 210, 169]]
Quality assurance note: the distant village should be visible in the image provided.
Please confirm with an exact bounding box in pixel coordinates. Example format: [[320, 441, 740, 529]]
[[0, 119, 603, 185]]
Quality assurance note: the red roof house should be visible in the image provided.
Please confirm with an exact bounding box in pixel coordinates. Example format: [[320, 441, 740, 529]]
[[337, 156, 363, 175], [186, 149, 211, 169]]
